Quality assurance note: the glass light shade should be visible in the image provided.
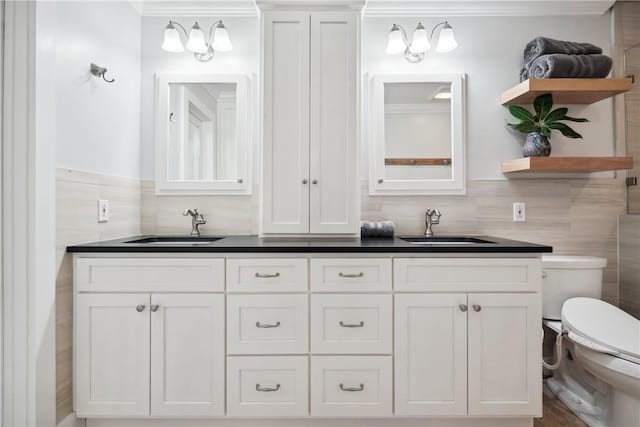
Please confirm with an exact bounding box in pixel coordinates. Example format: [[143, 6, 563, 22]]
[[386, 25, 406, 55], [434, 91, 452, 99], [212, 22, 233, 52], [436, 24, 458, 53], [409, 23, 430, 54], [186, 22, 208, 53], [162, 23, 184, 52]]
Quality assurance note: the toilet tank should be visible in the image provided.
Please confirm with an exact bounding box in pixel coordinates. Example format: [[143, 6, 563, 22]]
[[542, 255, 607, 320]]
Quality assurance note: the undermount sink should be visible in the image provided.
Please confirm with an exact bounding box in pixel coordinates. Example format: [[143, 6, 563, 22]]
[[125, 237, 222, 245], [399, 236, 496, 245]]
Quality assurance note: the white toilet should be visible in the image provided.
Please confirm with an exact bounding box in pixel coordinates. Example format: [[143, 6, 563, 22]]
[[542, 255, 640, 427]]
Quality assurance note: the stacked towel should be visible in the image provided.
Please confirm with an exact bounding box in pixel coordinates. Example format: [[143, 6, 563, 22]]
[[519, 37, 611, 81], [360, 221, 395, 238]]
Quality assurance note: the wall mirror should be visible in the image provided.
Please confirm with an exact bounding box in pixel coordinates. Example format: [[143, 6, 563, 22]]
[[155, 73, 250, 195], [369, 73, 465, 195]]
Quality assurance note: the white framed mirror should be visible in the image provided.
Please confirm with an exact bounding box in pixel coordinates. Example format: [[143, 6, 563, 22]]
[[368, 73, 466, 195], [155, 73, 251, 195]]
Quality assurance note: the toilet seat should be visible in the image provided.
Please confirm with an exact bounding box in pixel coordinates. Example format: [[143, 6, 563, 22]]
[[562, 297, 640, 365]]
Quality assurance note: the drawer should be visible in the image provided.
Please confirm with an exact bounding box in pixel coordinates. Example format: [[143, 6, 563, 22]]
[[227, 258, 308, 292], [311, 294, 392, 354], [227, 356, 308, 417], [227, 295, 308, 354], [310, 259, 392, 292], [394, 258, 541, 292], [310, 356, 392, 417], [75, 258, 225, 292]]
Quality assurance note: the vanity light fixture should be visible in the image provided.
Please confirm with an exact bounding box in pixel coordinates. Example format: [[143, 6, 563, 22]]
[[162, 20, 233, 62], [386, 21, 458, 63]]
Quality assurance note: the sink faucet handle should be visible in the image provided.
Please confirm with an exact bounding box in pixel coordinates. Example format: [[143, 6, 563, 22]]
[[183, 208, 198, 217]]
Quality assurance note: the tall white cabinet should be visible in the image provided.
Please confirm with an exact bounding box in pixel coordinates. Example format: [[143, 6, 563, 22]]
[[262, 10, 359, 235]]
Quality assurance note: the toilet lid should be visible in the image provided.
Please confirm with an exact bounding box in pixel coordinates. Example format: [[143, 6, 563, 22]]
[[562, 298, 640, 362]]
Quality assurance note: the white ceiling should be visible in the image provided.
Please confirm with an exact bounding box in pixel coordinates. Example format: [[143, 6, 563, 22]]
[[132, 0, 616, 17]]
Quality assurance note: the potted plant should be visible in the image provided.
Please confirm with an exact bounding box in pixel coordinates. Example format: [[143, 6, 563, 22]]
[[507, 93, 588, 157]]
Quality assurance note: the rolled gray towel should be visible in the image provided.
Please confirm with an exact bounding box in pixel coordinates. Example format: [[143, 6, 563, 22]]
[[527, 54, 612, 79], [360, 220, 395, 238], [523, 37, 602, 64]]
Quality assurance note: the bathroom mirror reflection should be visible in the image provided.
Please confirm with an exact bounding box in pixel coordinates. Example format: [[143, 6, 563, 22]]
[[369, 73, 465, 195], [155, 74, 250, 195], [168, 82, 238, 182], [383, 82, 453, 180]]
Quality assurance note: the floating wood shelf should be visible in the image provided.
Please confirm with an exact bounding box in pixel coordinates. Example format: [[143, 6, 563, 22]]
[[502, 156, 634, 174], [501, 78, 633, 105], [385, 158, 452, 166]]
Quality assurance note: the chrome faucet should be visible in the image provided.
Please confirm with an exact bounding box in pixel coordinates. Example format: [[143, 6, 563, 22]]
[[183, 208, 206, 237], [425, 209, 441, 237]]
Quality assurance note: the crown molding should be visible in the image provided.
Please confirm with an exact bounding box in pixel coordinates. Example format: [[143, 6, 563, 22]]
[[363, 0, 616, 17], [136, 0, 614, 17], [141, 0, 259, 17], [255, 0, 366, 11]]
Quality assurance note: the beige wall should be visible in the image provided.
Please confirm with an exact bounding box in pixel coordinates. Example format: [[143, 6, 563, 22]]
[[56, 169, 142, 422], [619, 215, 640, 319]]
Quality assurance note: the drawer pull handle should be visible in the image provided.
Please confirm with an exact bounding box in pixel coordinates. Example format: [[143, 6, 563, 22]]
[[472, 304, 482, 312], [255, 272, 280, 278], [136, 305, 146, 312], [339, 383, 364, 392], [340, 321, 364, 328], [256, 383, 280, 392], [339, 272, 364, 278], [256, 321, 281, 328]]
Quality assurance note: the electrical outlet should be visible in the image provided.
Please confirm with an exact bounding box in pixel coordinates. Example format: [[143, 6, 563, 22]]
[[98, 199, 110, 222], [513, 202, 526, 222]]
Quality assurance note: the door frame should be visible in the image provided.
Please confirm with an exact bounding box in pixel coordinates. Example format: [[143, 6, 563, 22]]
[[2, 1, 57, 426]]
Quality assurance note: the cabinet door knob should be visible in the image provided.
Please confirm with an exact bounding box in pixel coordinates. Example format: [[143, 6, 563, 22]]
[[237, 178, 243, 184], [459, 304, 468, 312], [150, 304, 160, 312], [378, 178, 384, 184], [472, 304, 482, 312], [312, 179, 318, 185], [302, 178, 308, 184], [136, 304, 146, 312]]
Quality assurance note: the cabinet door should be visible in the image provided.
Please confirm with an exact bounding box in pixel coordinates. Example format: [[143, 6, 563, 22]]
[[394, 294, 468, 416], [309, 12, 359, 234], [75, 294, 150, 417], [468, 293, 542, 416], [262, 11, 311, 234], [150, 294, 225, 416]]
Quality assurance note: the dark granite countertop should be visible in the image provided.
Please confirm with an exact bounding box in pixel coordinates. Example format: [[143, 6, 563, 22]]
[[67, 235, 552, 254]]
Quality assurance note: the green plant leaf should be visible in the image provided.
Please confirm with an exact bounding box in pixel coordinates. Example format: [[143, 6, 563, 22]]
[[508, 105, 535, 123], [563, 115, 589, 122], [540, 127, 552, 138], [548, 122, 583, 139], [533, 93, 553, 120], [511, 121, 539, 134], [544, 107, 568, 124]]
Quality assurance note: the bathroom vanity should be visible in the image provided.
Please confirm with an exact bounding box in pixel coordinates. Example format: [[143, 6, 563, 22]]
[[68, 236, 551, 427]]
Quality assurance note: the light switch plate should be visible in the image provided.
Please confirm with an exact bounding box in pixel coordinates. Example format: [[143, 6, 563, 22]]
[[98, 199, 110, 222], [513, 202, 526, 222]]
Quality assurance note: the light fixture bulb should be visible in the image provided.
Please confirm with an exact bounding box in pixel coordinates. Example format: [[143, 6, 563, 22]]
[[436, 22, 458, 53], [386, 24, 406, 55], [186, 22, 208, 53], [409, 22, 430, 54], [212, 21, 233, 52], [162, 22, 184, 52]]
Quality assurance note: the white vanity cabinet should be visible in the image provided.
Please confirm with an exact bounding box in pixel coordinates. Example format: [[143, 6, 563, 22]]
[[262, 10, 359, 235], [73, 253, 543, 424], [394, 259, 542, 418]]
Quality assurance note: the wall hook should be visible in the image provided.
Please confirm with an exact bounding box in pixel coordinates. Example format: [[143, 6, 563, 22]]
[[90, 63, 115, 83]]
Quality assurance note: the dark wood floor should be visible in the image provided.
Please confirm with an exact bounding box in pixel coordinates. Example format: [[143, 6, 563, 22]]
[[535, 385, 588, 427]]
